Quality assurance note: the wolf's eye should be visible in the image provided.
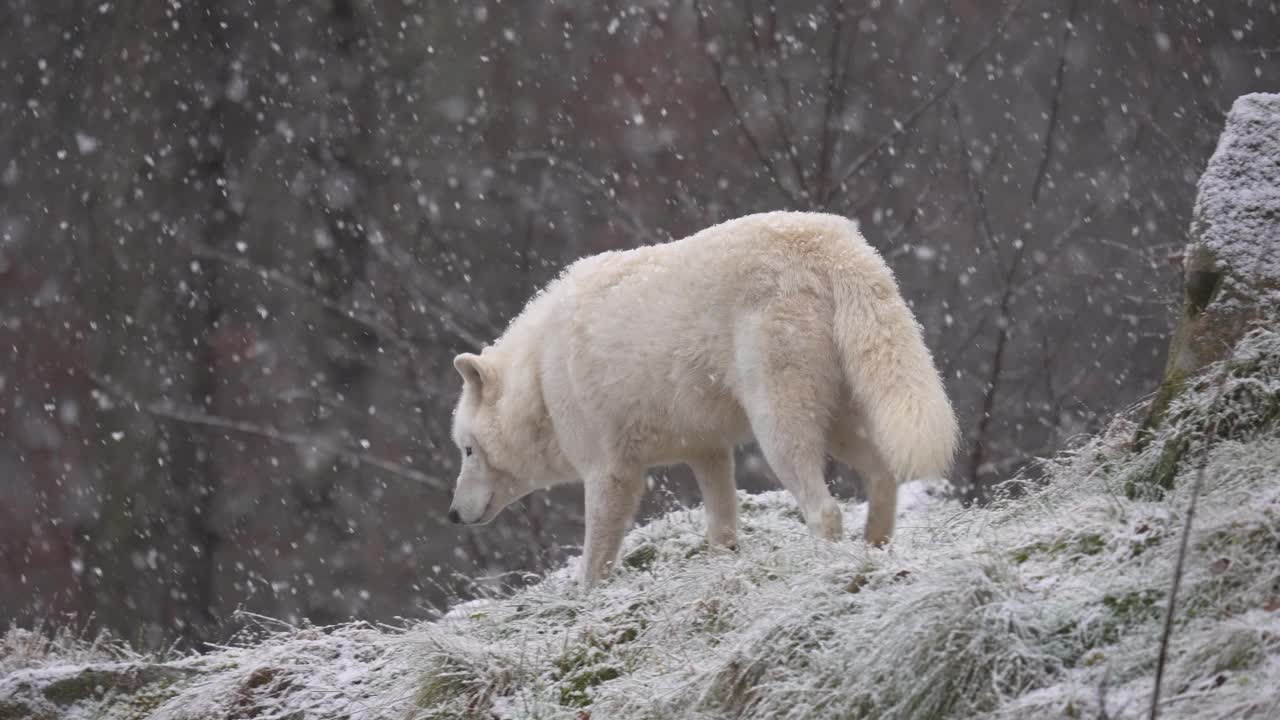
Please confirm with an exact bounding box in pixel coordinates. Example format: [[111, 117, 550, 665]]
[[464, 446, 473, 457]]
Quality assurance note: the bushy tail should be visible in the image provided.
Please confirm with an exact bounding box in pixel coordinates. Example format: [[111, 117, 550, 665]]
[[831, 246, 959, 483]]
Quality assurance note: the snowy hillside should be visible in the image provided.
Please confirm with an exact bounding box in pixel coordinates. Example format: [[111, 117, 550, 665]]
[[3, 322, 1278, 719]]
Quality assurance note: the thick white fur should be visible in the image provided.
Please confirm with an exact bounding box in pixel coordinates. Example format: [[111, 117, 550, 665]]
[[449, 211, 959, 587]]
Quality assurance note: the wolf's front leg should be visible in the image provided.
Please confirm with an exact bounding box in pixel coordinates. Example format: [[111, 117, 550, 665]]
[[690, 450, 738, 548], [579, 466, 645, 588]]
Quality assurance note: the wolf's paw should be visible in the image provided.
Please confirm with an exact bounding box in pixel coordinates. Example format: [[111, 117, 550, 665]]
[[807, 499, 844, 541], [864, 524, 893, 548], [707, 525, 739, 549], [864, 509, 895, 547]]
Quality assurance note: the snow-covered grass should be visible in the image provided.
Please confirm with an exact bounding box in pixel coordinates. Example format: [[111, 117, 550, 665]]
[[4, 324, 1278, 720]]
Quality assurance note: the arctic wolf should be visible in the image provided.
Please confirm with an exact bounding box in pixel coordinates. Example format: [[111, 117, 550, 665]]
[[448, 211, 958, 587]]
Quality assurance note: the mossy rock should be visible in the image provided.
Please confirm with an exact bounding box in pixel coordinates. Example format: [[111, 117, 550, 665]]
[[1143, 93, 1280, 434], [1127, 326, 1279, 498], [41, 665, 194, 705], [0, 700, 53, 720]]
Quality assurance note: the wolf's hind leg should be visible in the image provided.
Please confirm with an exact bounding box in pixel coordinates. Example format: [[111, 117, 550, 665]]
[[751, 419, 843, 541], [690, 449, 738, 548], [737, 308, 844, 541], [833, 432, 898, 546]]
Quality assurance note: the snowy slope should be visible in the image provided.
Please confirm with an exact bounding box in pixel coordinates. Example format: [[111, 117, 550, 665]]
[[3, 324, 1279, 720]]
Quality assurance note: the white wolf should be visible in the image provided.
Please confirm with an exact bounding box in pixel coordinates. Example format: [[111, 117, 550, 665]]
[[448, 211, 958, 586]]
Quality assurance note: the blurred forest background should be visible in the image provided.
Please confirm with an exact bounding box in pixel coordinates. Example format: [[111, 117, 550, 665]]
[[2, 0, 1277, 651]]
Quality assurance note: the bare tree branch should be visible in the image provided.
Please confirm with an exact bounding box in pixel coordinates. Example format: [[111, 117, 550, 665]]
[[742, 0, 813, 204], [826, 0, 1029, 207], [1030, 0, 1080, 204], [190, 242, 487, 350], [89, 373, 447, 494], [951, 101, 1028, 500], [763, 2, 792, 115], [696, 0, 802, 205], [816, 0, 852, 201], [509, 150, 655, 245]]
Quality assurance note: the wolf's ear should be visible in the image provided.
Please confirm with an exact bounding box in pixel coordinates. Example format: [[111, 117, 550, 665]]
[[454, 353, 492, 393]]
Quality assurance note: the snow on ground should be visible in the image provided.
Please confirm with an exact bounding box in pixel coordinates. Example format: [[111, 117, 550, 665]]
[[3, 324, 1279, 720]]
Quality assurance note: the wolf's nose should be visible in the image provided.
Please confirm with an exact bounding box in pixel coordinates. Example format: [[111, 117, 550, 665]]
[[448, 509, 461, 524]]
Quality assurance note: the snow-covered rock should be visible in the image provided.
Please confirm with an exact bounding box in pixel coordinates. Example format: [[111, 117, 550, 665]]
[[1188, 93, 1280, 302], [1148, 92, 1280, 430]]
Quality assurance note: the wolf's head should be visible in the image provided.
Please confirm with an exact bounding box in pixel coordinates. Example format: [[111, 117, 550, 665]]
[[447, 351, 546, 525]]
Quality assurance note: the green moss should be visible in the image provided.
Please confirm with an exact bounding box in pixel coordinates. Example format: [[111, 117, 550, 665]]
[[553, 641, 620, 708], [1076, 533, 1106, 556], [704, 656, 767, 716], [414, 656, 490, 717], [513, 603, 579, 624], [845, 573, 871, 594], [1123, 433, 1189, 500], [1182, 515, 1280, 620], [1012, 532, 1107, 564], [1049, 589, 1167, 667], [1138, 366, 1189, 448], [1134, 317, 1279, 493], [1153, 324, 1276, 465], [1185, 270, 1224, 317], [702, 620, 840, 715], [415, 674, 464, 709], [102, 678, 186, 720], [20, 665, 195, 720], [1127, 522, 1163, 557], [549, 608, 651, 709], [684, 542, 706, 559], [122, 693, 174, 719], [1102, 589, 1162, 625], [556, 662, 621, 707], [1196, 518, 1280, 554], [1210, 637, 1264, 674], [1148, 435, 1189, 493], [1212, 357, 1280, 438], [744, 565, 782, 584], [42, 670, 113, 704], [692, 597, 735, 638], [229, 666, 307, 720], [622, 544, 658, 571]]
